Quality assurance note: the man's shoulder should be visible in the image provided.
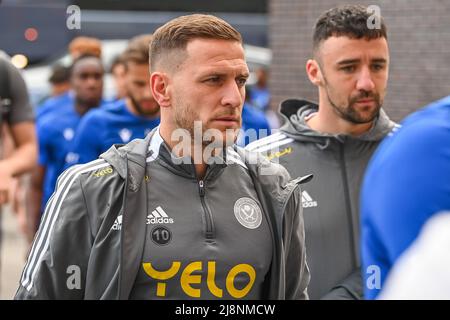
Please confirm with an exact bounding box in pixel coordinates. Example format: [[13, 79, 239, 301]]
[[246, 131, 295, 153], [375, 101, 450, 161], [400, 99, 450, 139], [83, 100, 128, 125], [234, 146, 292, 186], [63, 158, 122, 190]]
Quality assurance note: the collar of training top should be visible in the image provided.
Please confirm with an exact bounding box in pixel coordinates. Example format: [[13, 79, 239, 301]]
[[146, 127, 247, 180]]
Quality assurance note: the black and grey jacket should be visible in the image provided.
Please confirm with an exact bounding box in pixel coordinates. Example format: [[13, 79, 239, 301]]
[[247, 99, 398, 300], [15, 129, 311, 300]]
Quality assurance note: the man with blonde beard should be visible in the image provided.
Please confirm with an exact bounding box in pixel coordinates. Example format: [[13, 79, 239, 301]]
[[16, 14, 310, 300]]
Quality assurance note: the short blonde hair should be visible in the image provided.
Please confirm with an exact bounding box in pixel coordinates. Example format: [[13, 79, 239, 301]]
[[150, 14, 242, 70]]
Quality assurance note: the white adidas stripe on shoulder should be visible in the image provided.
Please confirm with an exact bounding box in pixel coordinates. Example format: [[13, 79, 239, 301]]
[[246, 131, 287, 151], [21, 159, 110, 291], [251, 137, 294, 154]]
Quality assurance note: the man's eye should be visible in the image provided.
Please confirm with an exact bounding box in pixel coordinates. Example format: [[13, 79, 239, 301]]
[[236, 78, 247, 86], [206, 77, 221, 83], [341, 66, 356, 73], [372, 64, 384, 71]]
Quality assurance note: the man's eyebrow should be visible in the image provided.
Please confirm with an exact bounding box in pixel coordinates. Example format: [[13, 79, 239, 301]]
[[200, 71, 250, 78], [371, 58, 388, 64], [337, 58, 361, 65], [337, 58, 388, 65]]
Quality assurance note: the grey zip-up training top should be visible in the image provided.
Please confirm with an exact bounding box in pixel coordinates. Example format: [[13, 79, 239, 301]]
[[15, 129, 311, 299], [247, 99, 397, 299]]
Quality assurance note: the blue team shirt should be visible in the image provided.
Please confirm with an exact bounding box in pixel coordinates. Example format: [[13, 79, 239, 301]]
[[238, 103, 271, 146], [37, 96, 109, 212], [361, 96, 450, 299], [36, 91, 73, 121], [67, 99, 160, 165], [37, 103, 83, 211], [249, 87, 270, 111]]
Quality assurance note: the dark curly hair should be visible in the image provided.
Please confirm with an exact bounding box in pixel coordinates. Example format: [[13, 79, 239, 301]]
[[313, 5, 387, 53]]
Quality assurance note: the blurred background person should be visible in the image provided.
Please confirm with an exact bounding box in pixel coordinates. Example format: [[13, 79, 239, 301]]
[[237, 85, 271, 146], [0, 52, 37, 277], [110, 55, 127, 100], [48, 63, 71, 98], [361, 95, 450, 299], [68, 36, 102, 60], [249, 67, 270, 112], [35, 36, 103, 120], [378, 212, 450, 300], [66, 34, 160, 166], [29, 54, 105, 234]]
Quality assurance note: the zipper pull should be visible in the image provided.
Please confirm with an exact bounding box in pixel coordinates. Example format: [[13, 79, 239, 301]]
[[199, 180, 205, 197]]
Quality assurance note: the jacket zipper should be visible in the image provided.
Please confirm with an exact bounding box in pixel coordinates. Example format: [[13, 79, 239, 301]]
[[198, 180, 214, 240], [339, 142, 357, 269]]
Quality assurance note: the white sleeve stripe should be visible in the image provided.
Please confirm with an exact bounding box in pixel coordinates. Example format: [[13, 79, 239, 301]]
[[19, 190, 58, 284], [25, 161, 111, 291], [21, 160, 109, 290], [21, 159, 105, 287], [251, 138, 294, 154], [19, 164, 81, 287], [245, 132, 286, 151]]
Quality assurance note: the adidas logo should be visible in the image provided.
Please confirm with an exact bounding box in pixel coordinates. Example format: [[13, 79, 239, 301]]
[[147, 206, 174, 224], [112, 215, 122, 231], [302, 191, 318, 208]]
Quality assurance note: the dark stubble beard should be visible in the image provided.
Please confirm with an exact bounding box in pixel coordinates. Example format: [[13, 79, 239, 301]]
[[325, 82, 383, 124], [129, 93, 159, 118]]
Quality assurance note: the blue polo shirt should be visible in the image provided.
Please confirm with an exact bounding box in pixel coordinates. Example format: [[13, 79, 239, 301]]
[[66, 99, 160, 165]]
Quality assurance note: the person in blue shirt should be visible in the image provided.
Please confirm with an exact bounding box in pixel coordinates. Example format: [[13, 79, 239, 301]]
[[35, 63, 73, 120], [361, 95, 450, 299], [36, 90, 73, 120], [236, 86, 271, 146], [30, 54, 104, 230], [66, 34, 160, 166], [249, 67, 270, 112]]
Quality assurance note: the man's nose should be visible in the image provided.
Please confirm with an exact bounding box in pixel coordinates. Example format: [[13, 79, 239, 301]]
[[356, 67, 375, 92], [86, 76, 102, 87], [221, 81, 243, 108]]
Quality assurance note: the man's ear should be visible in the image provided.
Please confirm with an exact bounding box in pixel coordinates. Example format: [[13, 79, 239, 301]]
[[150, 72, 171, 107], [306, 59, 324, 87]]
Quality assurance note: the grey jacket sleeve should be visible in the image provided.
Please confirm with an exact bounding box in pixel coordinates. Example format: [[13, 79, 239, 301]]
[[15, 166, 93, 299], [283, 185, 310, 300], [321, 270, 363, 300]]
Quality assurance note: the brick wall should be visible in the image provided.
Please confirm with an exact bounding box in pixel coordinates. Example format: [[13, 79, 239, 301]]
[[269, 0, 450, 122]]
